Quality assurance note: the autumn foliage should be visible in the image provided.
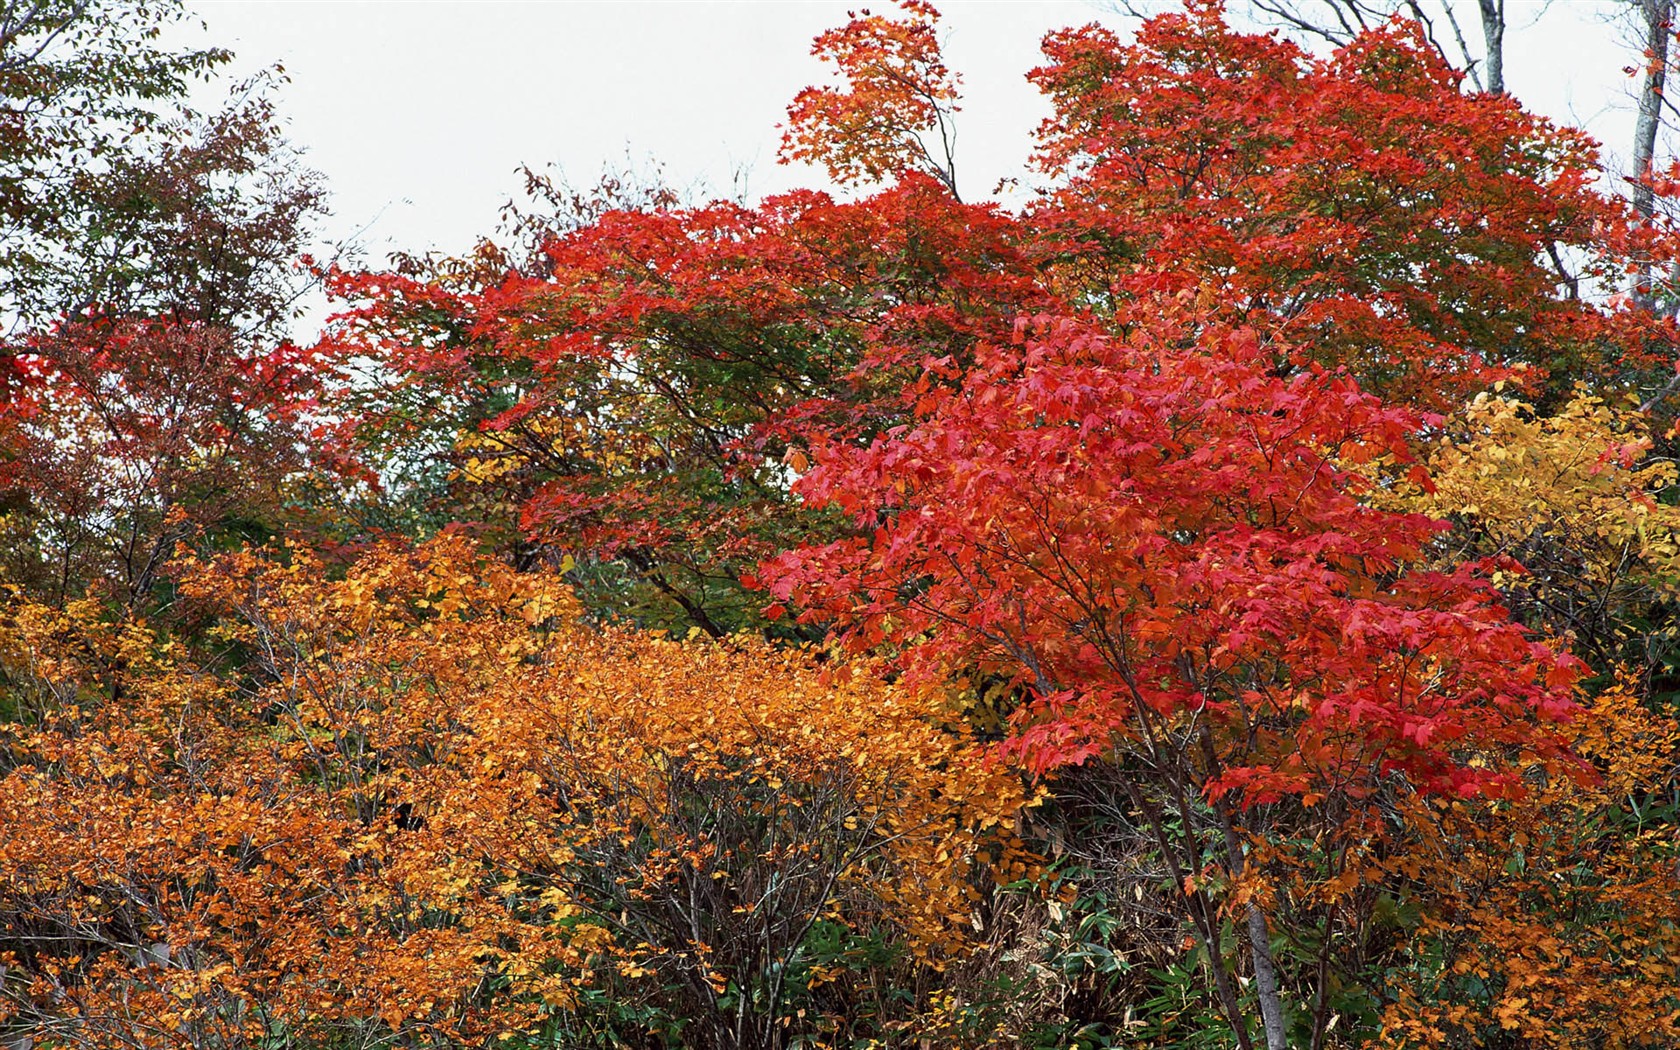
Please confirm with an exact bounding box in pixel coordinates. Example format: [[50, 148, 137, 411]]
[[1026, 4, 1661, 410], [782, 0, 961, 196], [6, 1, 1680, 1048], [0, 539, 1031, 1048]]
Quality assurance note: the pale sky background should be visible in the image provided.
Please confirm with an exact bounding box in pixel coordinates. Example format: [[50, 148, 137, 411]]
[[177, 1, 1649, 279]]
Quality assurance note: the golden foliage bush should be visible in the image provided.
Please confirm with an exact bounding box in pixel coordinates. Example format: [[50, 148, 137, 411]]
[[1381, 679, 1680, 1049], [0, 538, 1033, 1049], [1402, 391, 1680, 673]]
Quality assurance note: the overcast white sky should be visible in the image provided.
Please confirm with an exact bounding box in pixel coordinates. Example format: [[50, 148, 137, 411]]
[[180, 1, 1646, 270]]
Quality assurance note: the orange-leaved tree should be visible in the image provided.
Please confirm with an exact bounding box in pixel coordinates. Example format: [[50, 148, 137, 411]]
[[0, 536, 1033, 1050], [780, 0, 962, 198], [1364, 391, 1680, 1048], [1380, 678, 1680, 1049]]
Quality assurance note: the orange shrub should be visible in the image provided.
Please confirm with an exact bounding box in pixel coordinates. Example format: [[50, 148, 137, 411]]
[[0, 538, 1034, 1049]]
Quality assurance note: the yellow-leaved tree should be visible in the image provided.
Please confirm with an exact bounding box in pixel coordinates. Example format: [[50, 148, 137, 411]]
[[1402, 391, 1680, 677]]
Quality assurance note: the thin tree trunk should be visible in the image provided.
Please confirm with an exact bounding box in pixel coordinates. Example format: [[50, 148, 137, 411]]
[[1118, 773, 1258, 1050], [1199, 728, 1288, 1050], [1634, 0, 1674, 304], [1221, 806, 1289, 1050], [1635, 0, 1673, 222], [1477, 0, 1505, 94]]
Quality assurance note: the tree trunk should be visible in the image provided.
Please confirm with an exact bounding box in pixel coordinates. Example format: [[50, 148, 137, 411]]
[[1219, 806, 1289, 1050], [1118, 772, 1258, 1050], [1633, 0, 1674, 305], [1195, 727, 1289, 1050], [1477, 0, 1505, 94]]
